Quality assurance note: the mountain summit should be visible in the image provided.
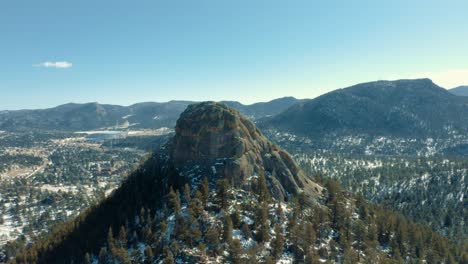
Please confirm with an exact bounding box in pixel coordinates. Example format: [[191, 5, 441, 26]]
[[262, 79, 468, 138], [170, 102, 321, 201]]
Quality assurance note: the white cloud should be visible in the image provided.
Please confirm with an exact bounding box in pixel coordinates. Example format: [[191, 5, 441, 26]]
[[34, 61, 73, 69]]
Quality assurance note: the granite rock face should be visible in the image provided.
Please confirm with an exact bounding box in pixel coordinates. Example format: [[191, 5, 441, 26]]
[[168, 102, 321, 201]]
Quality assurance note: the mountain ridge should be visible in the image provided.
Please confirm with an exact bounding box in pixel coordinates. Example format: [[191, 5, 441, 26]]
[[261, 78, 468, 138], [449, 85, 468, 96], [0, 97, 302, 132]]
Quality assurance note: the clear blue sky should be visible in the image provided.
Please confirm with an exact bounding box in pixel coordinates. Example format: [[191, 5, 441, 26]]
[[1, 0, 468, 110]]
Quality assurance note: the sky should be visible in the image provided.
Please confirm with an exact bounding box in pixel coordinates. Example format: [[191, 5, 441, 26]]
[[1, 0, 468, 110]]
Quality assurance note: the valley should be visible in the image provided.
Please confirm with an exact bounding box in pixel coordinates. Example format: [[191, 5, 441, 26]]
[[0, 130, 170, 256]]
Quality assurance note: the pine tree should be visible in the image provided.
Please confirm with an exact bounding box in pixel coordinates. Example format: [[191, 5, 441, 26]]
[[304, 249, 320, 264], [257, 170, 270, 202], [223, 214, 233, 244], [131, 249, 142, 263], [229, 238, 243, 264], [168, 187, 181, 214], [198, 243, 206, 255], [118, 225, 128, 248], [169, 239, 180, 256], [183, 183, 191, 204], [216, 179, 230, 210], [205, 226, 221, 255], [271, 223, 284, 258], [186, 205, 202, 246], [115, 248, 131, 264], [144, 246, 154, 264], [191, 190, 204, 217], [139, 207, 146, 226], [230, 206, 242, 228], [98, 247, 107, 263], [174, 214, 188, 242], [163, 250, 175, 264], [275, 202, 284, 223], [343, 247, 358, 264], [353, 221, 366, 258], [242, 223, 251, 239], [265, 255, 276, 264], [84, 253, 91, 264], [246, 245, 259, 263], [107, 226, 115, 254], [303, 222, 316, 248], [255, 202, 270, 243], [200, 177, 210, 206], [160, 220, 168, 240]]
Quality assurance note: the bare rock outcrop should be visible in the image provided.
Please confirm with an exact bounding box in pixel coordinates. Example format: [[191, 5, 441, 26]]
[[168, 102, 322, 201]]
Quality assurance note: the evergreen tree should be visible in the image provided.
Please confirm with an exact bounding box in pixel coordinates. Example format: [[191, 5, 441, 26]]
[[257, 170, 270, 202], [84, 253, 91, 264], [275, 202, 284, 223], [255, 202, 270, 243], [304, 249, 320, 264], [144, 246, 154, 264], [131, 249, 142, 263], [229, 238, 243, 264], [216, 179, 230, 210], [98, 247, 107, 263], [183, 183, 191, 204], [163, 250, 175, 264], [190, 190, 204, 217], [200, 177, 210, 206], [230, 206, 242, 228], [118, 225, 128, 248], [242, 223, 251, 239], [168, 187, 181, 214], [272, 223, 284, 258], [265, 255, 276, 264], [107, 226, 115, 255], [186, 205, 202, 246], [205, 226, 221, 255], [223, 214, 233, 244], [343, 247, 358, 264]]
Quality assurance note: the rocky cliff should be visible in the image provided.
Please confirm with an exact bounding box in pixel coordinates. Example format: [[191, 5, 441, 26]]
[[167, 102, 322, 201]]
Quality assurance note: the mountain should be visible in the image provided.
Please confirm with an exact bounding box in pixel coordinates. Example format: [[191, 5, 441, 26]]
[[223, 97, 305, 120], [0, 102, 128, 131], [450, 85, 468, 96], [0, 97, 301, 132], [262, 79, 468, 139], [256, 79, 468, 247], [10, 102, 466, 263], [170, 102, 321, 202]]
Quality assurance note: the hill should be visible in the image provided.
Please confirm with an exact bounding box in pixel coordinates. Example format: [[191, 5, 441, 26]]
[[262, 79, 468, 139], [0, 98, 301, 132], [449, 86, 468, 96], [257, 79, 468, 246], [223, 97, 305, 120], [9, 103, 467, 264]]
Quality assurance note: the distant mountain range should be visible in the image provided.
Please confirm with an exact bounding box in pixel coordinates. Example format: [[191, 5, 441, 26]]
[[3, 79, 468, 141], [0, 97, 301, 131], [261, 79, 468, 139], [449, 85, 468, 96]]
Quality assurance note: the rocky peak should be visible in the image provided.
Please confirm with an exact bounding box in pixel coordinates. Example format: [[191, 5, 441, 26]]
[[169, 102, 322, 201]]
